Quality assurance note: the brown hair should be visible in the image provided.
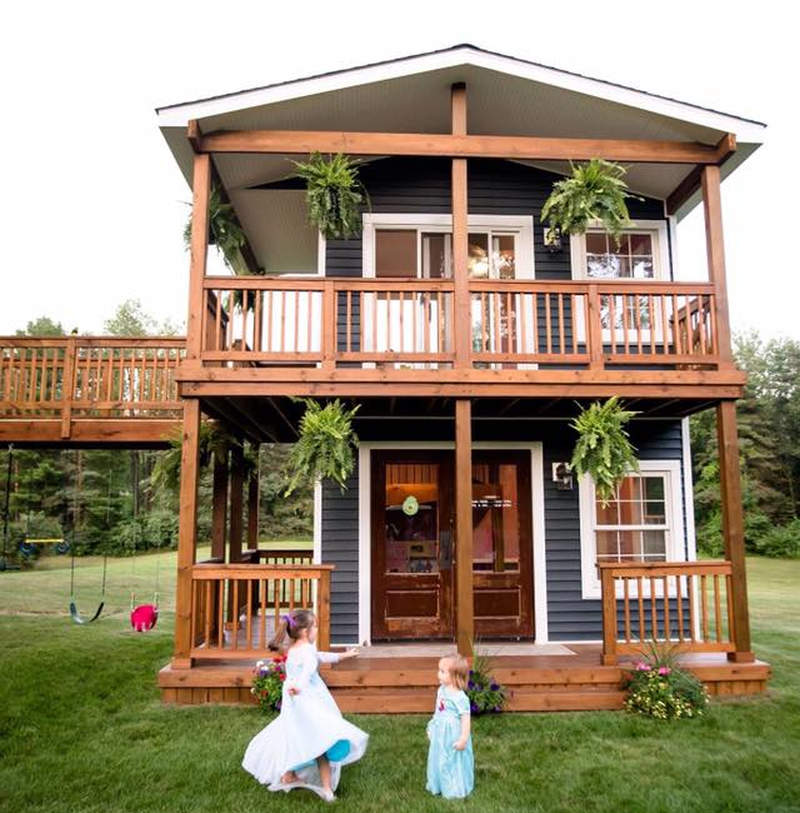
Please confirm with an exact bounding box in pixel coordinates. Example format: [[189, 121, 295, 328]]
[[440, 654, 469, 690], [268, 608, 316, 651]]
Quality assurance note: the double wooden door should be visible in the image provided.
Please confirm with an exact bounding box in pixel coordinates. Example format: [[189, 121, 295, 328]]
[[371, 449, 533, 641]]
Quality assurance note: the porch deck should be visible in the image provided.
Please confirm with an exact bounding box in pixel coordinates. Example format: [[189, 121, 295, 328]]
[[157, 644, 771, 713]]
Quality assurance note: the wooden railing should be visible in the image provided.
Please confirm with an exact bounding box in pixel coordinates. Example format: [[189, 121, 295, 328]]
[[599, 561, 736, 665], [0, 337, 185, 421], [200, 277, 719, 372], [189, 562, 334, 659]]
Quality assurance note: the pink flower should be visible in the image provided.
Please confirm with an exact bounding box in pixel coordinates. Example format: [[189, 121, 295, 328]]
[[658, 666, 671, 676], [635, 662, 651, 672]]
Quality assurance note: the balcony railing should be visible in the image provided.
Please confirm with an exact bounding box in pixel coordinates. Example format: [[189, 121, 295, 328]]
[[599, 561, 736, 665], [200, 276, 719, 373], [0, 337, 185, 422]]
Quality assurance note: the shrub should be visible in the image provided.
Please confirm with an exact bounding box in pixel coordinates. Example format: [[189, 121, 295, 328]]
[[753, 518, 800, 558], [624, 642, 708, 720], [466, 650, 507, 714]]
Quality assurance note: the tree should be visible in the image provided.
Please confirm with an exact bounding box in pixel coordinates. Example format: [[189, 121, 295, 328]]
[[103, 298, 180, 337], [16, 316, 65, 337]]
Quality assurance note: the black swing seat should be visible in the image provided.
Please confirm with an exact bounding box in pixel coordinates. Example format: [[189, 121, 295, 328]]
[[69, 600, 104, 624]]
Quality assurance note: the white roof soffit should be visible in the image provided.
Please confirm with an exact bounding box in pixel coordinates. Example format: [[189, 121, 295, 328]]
[[156, 45, 766, 221]]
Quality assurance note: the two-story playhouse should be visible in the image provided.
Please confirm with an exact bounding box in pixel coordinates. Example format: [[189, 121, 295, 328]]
[[154, 45, 770, 711]]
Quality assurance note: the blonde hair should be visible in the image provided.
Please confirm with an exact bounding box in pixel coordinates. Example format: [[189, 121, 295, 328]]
[[440, 654, 469, 690], [268, 608, 315, 651]]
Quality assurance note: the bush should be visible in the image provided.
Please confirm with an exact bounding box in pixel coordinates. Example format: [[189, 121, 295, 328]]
[[753, 519, 800, 558], [624, 642, 708, 720], [466, 650, 507, 715], [251, 655, 287, 712]]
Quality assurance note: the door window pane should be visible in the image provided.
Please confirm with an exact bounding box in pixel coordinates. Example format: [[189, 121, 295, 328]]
[[385, 463, 440, 573], [468, 233, 490, 278], [376, 230, 416, 277], [421, 232, 451, 278], [472, 463, 520, 572], [493, 235, 516, 279]]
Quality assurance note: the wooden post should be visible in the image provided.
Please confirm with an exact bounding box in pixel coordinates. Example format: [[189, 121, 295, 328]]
[[455, 398, 474, 656], [228, 441, 244, 563], [701, 165, 734, 369], [451, 83, 471, 369], [716, 400, 754, 662], [317, 569, 332, 651], [210, 447, 228, 560], [187, 152, 211, 361], [173, 399, 201, 668], [600, 566, 618, 665], [587, 284, 604, 371], [247, 448, 259, 551], [60, 336, 77, 439]]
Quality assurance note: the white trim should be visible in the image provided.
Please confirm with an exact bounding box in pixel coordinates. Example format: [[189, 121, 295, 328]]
[[569, 220, 671, 282], [317, 231, 326, 277], [313, 479, 322, 564], [666, 213, 679, 282], [682, 417, 697, 563], [362, 213, 535, 280], [155, 46, 767, 144], [578, 459, 686, 600], [356, 441, 547, 646]]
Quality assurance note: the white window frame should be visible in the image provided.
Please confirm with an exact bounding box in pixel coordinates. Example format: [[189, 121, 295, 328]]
[[363, 213, 535, 279], [579, 459, 685, 600], [569, 220, 671, 347]]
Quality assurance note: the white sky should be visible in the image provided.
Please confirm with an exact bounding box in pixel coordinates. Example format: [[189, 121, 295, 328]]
[[2, 0, 797, 339]]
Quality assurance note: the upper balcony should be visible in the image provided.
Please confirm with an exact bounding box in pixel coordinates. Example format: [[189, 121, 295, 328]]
[[177, 274, 745, 402]]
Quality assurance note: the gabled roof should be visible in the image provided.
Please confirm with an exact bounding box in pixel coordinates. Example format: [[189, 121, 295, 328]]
[[156, 45, 767, 270]]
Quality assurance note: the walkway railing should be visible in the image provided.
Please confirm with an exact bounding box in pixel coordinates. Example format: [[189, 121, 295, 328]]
[[200, 277, 718, 372], [599, 560, 736, 665], [0, 337, 185, 425], [189, 562, 334, 659]]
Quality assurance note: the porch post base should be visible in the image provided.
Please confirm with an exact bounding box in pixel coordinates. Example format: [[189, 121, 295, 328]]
[[601, 654, 618, 666], [171, 657, 194, 670], [727, 650, 755, 663]]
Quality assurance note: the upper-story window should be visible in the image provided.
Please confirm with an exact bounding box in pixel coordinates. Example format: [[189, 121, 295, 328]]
[[364, 214, 534, 279], [570, 220, 671, 281]]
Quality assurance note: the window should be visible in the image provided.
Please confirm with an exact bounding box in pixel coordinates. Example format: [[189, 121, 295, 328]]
[[365, 214, 534, 280], [579, 460, 685, 599]]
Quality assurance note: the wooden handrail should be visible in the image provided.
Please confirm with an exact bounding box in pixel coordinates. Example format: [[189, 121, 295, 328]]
[[599, 560, 737, 665]]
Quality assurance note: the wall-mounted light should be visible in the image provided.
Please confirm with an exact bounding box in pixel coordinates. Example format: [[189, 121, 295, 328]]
[[552, 461, 573, 490], [543, 225, 563, 254]]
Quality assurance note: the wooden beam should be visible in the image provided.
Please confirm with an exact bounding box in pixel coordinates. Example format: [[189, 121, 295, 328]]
[[187, 119, 202, 153], [716, 400, 754, 662], [451, 84, 470, 368], [455, 398, 474, 656], [701, 165, 734, 367], [173, 399, 201, 668], [247, 454, 259, 551], [187, 154, 211, 360], [666, 135, 736, 215], [228, 442, 245, 563], [197, 129, 734, 164], [211, 447, 228, 560]]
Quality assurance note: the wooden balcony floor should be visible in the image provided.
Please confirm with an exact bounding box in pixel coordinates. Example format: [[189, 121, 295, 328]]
[[158, 644, 771, 712]]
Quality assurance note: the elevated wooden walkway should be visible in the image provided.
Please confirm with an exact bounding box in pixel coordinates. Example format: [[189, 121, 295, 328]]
[[157, 645, 771, 713], [0, 336, 184, 446]]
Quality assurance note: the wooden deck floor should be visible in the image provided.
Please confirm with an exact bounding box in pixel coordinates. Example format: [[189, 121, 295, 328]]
[[158, 644, 771, 713]]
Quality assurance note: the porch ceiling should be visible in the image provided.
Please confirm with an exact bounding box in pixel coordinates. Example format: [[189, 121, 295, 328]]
[[201, 395, 718, 444], [157, 46, 766, 254]]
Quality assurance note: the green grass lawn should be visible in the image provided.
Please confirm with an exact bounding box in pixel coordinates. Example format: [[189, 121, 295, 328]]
[[0, 555, 798, 813]]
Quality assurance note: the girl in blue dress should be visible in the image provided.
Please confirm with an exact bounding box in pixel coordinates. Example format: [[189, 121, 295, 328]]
[[242, 609, 368, 802], [426, 654, 475, 799]]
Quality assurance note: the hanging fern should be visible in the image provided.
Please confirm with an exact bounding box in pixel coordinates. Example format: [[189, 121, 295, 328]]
[[570, 397, 639, 506], [293, 153, 369, 239], [152, 422, 236, 493], [183, 185, 248, 270], [541, 159, 642, 247], [285, 399, 359, 495]]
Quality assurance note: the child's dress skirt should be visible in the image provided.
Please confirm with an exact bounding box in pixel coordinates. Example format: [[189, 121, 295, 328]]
[[242, 643, 368, 798], [426, 686, 474, 799]]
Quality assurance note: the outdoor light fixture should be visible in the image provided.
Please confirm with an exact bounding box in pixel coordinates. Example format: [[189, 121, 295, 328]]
[[543, 225, 563, 254], [552, 462, 573, 490]]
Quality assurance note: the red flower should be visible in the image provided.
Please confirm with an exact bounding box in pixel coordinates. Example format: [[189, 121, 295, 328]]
[[279, 674, 286, 681]]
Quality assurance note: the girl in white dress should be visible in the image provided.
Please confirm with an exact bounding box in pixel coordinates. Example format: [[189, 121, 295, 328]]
[[242, 609, 368, 802]]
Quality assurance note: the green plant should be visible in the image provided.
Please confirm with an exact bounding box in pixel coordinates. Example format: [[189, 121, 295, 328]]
[[753, 518, 800, 558], [293, 152, 369, 239], [151, 422, 236, 493], [570, 396, 639, 505], [466, 647, 507, 714], [251, 654, 287, 712], [541, 159, 642, 246], [624, 641, 708, 719], [183, 185, 248, 270], [285, 399, 359, 495]]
